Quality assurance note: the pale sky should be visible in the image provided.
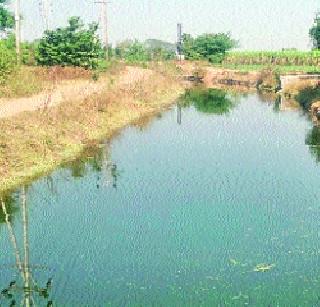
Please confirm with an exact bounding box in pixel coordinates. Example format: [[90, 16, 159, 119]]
[[12, 0, 320, 50]]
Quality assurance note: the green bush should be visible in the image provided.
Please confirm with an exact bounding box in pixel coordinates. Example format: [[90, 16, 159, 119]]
[[36, 16, 102, 69], [123, 41, 150, 62], [0, 0, 14, 31], [182, 33, 236, 62], [0, 40, 16, 84]]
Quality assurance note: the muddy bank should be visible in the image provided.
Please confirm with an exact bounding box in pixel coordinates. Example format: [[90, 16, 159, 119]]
[[199, 66, 320, 94]]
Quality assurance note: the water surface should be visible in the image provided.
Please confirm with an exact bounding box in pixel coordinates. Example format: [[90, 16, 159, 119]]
[[1, 89, 320, 306]]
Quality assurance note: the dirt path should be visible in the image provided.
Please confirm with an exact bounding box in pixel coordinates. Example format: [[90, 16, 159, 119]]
[[0, 66, 153, 119]]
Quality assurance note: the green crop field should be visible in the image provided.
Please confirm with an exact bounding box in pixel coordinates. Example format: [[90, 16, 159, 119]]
[[224, 51, 320, 67]]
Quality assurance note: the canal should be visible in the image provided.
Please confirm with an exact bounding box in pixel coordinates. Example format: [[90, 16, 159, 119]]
[[1, 88, 320, 306]]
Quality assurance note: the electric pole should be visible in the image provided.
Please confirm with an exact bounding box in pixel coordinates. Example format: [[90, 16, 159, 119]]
[[95, 0, 109, 60], [177, 23, 183, 61], [15, 0, 21, 63]]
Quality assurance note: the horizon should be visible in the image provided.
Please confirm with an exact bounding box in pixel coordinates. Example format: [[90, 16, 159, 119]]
[[9, 0, 320, 51]]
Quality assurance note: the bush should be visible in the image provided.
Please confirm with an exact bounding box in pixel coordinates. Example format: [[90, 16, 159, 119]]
[[295, 86, 320, 111], [123, 41, 150, 62], [0, 40, 16, 84], [182, 33, 237, 62], [36, 16, 102, 69]]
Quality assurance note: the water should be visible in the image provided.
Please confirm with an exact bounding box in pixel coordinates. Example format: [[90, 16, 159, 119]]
[[1, 89, 320, 306]]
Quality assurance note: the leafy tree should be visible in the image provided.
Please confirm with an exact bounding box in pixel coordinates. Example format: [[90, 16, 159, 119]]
[[182, 34, 201, 60], [310, 12, 320, 49], [0, 0, 14, 32], [36, 17, 102, 69], [182, 33, 236, 63]]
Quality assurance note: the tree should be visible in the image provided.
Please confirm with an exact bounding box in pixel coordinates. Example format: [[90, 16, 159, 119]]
[[0, 0, 14, 32], [182, 34, 201, 60], [310, 12, 320, 49], [36, 17, 102, 69], [182, 33, 237, 63]]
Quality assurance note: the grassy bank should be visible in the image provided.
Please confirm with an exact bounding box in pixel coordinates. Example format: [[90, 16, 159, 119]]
[[0, 62, 184, 194]]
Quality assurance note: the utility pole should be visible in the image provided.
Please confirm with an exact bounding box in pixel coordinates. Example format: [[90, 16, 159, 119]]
[[95, 0, 109, 60], [15, 0, 21, 63], [177, 23, 183, 61]]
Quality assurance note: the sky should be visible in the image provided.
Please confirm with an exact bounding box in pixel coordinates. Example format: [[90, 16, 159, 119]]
[[12, 0, 320, 50]]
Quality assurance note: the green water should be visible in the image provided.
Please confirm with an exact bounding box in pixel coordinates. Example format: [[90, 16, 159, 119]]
[[1, 89, 320, 306]]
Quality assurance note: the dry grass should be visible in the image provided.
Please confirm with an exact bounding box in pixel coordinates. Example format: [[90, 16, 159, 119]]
[[0, 65, 98, 99], [0, 63, 184, 193]]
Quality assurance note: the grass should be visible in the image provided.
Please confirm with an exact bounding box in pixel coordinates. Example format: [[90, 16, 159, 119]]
[[0, 62, 184, 194], [0, 67, 45, 98], [0, 65, 96, 99]]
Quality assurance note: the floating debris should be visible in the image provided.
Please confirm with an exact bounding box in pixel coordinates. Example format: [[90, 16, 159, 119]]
[[253, 263, 275, 272], [229, 258, 239, 265], [232, 291, 249, 300]]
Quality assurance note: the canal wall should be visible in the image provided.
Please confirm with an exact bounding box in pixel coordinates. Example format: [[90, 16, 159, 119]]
[[202, 67, 320, 94], [202, 68, 261, 88], [280, 74, 320, 95]]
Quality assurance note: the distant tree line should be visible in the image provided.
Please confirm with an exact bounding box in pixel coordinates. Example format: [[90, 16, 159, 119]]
[[1, 2, 320, 84]]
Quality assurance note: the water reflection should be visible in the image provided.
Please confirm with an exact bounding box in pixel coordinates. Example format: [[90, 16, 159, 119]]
[[62, 143, 120, 189], [180, 88, 236, 115], [295, 86, 320, 112], [0, 187, 53, 306], [0, 193, 19, 226], [305, 125, 320, 162]]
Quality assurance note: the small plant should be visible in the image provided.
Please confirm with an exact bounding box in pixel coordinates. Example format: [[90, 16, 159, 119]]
[[0, 40, 16, 84]]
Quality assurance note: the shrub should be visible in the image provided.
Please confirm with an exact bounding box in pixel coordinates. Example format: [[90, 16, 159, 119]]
[[123, 41, 150, 62], [0, 40, 16, 84], [36, 16, 102, 69], [295, 86, 320, 111]]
